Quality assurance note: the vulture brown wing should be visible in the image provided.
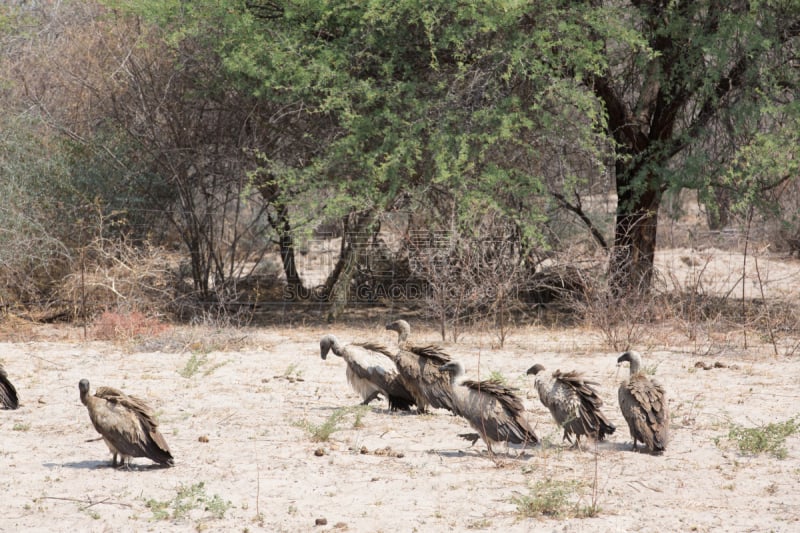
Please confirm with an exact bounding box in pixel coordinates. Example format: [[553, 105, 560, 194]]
[[554, 370, 615, 440], [413, 347, 457, 412], [347, 343, 415, 410], [408, 345, 452, 366], [0, 366, 19, 409], [462, 379, 538, 444]]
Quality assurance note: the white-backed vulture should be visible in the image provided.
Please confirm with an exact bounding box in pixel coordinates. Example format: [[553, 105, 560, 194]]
[[440, 361, 539, 453], [526, 364, 615, 448], [616, 351, 669, 453], [79, 379, 174, 468], [385, 319, 457, 413], [319, 334, 415, 411], [0, 364, 19, 410]]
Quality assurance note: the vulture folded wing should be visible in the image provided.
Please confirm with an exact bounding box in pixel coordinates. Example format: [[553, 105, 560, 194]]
[[554, 371, 615, 440], [411, 346, 457, 412], [619, 375, 668, 452], [0, 366, 19, 409], [462, 380, 538, 445], [348, 343, 415, 410]]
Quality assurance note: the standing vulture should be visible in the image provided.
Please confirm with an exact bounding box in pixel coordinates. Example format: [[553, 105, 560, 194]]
[[386, 319, 457, 413], [388, 343, 457, 414], [0, 364, 19, 409], [616, 351, 669, 453], [440, 360, 539, 454], [526, 364, 615, 448], [79, 379, 174, 468], [319, 334, 415, 411]]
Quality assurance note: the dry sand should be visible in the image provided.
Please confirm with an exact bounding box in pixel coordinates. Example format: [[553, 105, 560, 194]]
[[1, 318, 799, 533]]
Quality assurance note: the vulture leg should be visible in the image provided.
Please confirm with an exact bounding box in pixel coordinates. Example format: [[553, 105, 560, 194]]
[[361, 391, 382, 405]]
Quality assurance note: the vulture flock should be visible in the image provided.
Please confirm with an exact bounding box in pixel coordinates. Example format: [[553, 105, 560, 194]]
[[0, 321, 669, 470], [319, 320, 670, 455]]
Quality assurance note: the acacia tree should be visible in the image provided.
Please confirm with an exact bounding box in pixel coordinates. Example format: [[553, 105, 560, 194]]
[[130, 0, 610, 316], [583, 0, 800, 295]]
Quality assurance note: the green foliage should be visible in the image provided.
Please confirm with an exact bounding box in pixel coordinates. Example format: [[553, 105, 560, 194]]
[[295, 405, 369, 442], [145, 482, 232, 521], [513, 479, 581, 518], [716, 418, 798, 459], [179, 354, 208, 378]]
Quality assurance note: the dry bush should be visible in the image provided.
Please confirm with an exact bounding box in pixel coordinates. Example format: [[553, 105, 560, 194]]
[[89, 310, 171, 342], [405, 213, 529, 344]]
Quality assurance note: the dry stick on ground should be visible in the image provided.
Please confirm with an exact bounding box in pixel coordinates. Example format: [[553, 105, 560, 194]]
[[39, 496, 133, 509]]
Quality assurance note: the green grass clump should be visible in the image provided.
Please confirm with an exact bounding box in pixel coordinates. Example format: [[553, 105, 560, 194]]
[[513, 479, 579, 518], [718, 417, 798, 459], [295, 405, 370, 442], [145, 482, 232, 521], [179, 353, 208, 378]]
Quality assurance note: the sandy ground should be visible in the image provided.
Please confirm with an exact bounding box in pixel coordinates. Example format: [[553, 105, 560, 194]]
[[1, 318, 799, 533]]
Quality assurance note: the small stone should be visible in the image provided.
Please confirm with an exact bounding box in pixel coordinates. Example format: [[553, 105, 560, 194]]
[[314, 448, 325, 457]]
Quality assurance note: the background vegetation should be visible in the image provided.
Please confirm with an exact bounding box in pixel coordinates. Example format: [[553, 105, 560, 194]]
[[0, 0, 798, 340]]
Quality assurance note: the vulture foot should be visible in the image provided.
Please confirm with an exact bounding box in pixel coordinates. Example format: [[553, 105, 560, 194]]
[[361, 391, 382, 405], [458, 433, 481, 446]]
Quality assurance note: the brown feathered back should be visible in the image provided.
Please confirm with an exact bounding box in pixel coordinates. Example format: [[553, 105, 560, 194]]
[[389, 344, 456, 413], [528, 364, 615, 445]]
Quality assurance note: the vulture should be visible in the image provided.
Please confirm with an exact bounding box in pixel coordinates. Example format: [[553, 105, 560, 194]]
[[440, 360, 539, 454], [526, 364, 615, 448], [385, 319, 457, 413], [78, 379, 174, 468], [0, 364, 19, 410], [616, 351, 669, 453], [319, 334, 415, 411]]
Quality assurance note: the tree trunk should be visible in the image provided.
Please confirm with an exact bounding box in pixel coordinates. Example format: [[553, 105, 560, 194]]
[[323, 208, 377, 321], [609, 177, 662, 297], [267, 202, 303, 298]]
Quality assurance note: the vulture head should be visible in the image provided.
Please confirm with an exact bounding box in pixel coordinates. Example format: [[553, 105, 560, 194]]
[[385, 320, 411, 343], [439, 360, 466, 384], [617, 350, 643, 375], [78, 378, 91, 405], [319, 334, 340, 360], [526, 364, 546, 376]]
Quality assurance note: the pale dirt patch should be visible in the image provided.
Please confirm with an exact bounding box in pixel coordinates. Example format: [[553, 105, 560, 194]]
[[1, 319, 799, 532]]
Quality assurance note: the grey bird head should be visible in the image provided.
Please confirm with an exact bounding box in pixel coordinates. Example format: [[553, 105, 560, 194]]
[[617, 350, 642, 374], [319, 334, 338, 360], [78, 379, 91, 405], [385, 320, 411, 342], [526, 364, 546, 376], [438, 360, 465, 381]]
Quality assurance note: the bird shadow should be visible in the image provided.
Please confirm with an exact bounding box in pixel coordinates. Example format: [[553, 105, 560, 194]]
[[44, 460, 172, 471]]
